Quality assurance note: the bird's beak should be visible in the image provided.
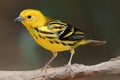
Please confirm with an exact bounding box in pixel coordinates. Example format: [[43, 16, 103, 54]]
[[14, 16, 24, 22]]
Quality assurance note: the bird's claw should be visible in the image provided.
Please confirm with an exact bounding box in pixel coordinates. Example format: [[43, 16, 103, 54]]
[[65, 64, 74, 78], [40, 65, 51, 71]]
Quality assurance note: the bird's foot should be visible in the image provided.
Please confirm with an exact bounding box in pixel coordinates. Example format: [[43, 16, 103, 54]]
[[40, 65, 51, 78], [65, 64, 74, 78], [40, 65, 51, 72]]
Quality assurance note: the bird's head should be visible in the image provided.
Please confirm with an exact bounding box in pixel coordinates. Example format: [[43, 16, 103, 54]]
[[15, 9, 46, 28]]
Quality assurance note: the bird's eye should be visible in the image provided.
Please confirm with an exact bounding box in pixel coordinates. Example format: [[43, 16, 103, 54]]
[[27, 15, 32, 19]]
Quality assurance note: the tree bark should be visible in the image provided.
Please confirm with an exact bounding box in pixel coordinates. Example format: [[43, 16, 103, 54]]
[[0, 57, 120, 80]]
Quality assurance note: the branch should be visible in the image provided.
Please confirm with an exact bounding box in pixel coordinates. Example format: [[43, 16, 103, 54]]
[[0, 57, 120, 80]]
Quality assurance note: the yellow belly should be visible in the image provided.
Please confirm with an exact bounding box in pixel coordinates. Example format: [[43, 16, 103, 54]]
[[32, 35, 72, 52]]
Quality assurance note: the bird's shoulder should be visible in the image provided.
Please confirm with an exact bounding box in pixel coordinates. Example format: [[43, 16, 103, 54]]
[[45, 17, 86, 41]]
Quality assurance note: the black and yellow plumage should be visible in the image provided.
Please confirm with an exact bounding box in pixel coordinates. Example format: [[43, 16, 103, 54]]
[[15, 9, 106, 69]]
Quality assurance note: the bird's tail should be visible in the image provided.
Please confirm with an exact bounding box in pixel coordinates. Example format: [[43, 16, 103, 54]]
[[79, 39, 106, 46]]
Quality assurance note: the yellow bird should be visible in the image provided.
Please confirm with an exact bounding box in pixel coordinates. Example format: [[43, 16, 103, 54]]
[[15, 9, 106, 69]]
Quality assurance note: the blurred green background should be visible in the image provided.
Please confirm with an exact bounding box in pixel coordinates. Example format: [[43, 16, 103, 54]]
[[0, 0, 120, 80]]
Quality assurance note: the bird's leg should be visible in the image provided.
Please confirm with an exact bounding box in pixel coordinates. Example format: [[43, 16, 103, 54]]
[[65, 49, 75, 77], [41, 52, 58, 71], [67, 49, 75, 65]]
